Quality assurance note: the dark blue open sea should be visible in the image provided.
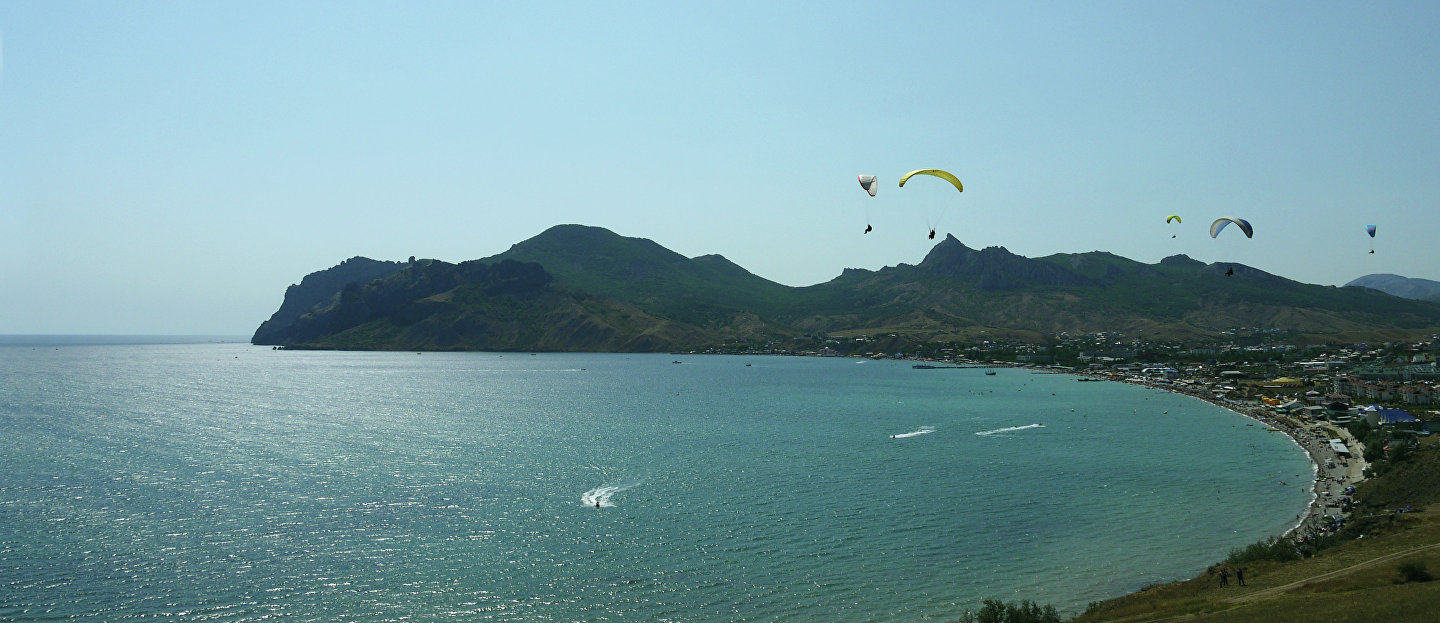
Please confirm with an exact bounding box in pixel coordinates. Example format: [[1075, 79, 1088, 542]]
[[0, 341, 1312, 621]]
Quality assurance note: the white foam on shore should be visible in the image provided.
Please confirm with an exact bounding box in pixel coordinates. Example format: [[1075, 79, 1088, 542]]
[[582, 481, 642, 508], [892, 426, 935, 438], [1113, 376, 1324, 538], [1284, 436, 1321, 537], [976, 423, 1044, 436]]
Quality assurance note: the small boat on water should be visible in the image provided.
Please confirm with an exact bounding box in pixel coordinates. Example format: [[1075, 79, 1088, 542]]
[[985, 370, 997, 376]]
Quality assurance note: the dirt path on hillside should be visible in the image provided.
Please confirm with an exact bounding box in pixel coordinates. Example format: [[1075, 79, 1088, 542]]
[[1110, 541, 1440, 623], [1224, 541, 1440, 604]]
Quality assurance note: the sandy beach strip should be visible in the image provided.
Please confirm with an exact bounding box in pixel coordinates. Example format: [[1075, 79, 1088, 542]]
[[1092, 372, 1367, 539], [933, 358, 1364, 540]]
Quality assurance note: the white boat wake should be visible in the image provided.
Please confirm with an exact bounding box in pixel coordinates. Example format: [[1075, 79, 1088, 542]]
[[975, 423, 1044, 436], [582, 481, 642, 508], [892, 426, 935, 439]]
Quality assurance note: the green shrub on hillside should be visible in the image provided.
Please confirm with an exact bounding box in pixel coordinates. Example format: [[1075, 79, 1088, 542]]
[[1225, 535, 1302, 565], [956, 599, 1062, 623], [1398, 560, 1433, 583], [1354, 443, 1440, 511]]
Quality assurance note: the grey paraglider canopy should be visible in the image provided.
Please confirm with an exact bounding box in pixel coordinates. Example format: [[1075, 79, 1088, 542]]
[[1210, 217, 1253, 239]]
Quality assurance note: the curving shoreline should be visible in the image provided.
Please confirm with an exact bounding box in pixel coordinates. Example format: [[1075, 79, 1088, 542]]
[[1079, 371, 1365, 541], [917, 357, 1363, 547]]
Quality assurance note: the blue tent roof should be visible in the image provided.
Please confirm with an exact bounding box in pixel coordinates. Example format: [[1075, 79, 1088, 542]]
[[1364, 405, 1419, 424], [1381, 410, 1419, 424]]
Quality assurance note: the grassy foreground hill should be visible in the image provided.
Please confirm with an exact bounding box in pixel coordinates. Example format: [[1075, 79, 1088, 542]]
[[1069, 440, 1440, 623], [252, 224, 1440, 350]]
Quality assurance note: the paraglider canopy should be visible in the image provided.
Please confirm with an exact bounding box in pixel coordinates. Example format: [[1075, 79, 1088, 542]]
[[1166, 215, 1181, 224], [897, 169, 962, 238], [857, 174, 879, 234], [1366, 224, 1376, 238], [898, 169, 963, 193], [1210, 217, 1253, 239], [858, 175, 878, 197]]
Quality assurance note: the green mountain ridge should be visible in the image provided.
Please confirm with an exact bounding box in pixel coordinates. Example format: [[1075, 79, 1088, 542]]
[[252, 256, 408, 345], [252, 225, 1440, 351]]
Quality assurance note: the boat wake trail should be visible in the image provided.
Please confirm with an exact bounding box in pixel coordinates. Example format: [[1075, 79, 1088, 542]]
[[892, 426, 936, 439], [582, 481, 642, 508], [975, 423, 1044, 436]]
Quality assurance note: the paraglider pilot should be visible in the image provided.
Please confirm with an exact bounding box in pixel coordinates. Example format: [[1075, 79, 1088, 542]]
[[897, 170, 962, 244]]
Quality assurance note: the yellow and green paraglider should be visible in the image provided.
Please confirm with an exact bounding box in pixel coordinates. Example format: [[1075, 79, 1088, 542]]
[[898, 169, 963, 239], [1166, 215, 1181, 238]]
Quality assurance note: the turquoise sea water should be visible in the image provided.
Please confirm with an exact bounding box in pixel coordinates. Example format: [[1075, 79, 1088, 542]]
[[0, 342, 1313, 621]]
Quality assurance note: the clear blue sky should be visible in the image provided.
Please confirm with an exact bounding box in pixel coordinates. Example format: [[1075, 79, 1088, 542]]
[[4, 1, 1438, 335]]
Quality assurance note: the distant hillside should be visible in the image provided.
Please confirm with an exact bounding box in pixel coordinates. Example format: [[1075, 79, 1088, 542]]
[[252, 258, 716, 352], [253, 225, 1440, 351], [1346, 274, 1440, 302], [789, 237, 1440, 344], [252, 257, 406, 345], [480, 224, 796, 325]]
